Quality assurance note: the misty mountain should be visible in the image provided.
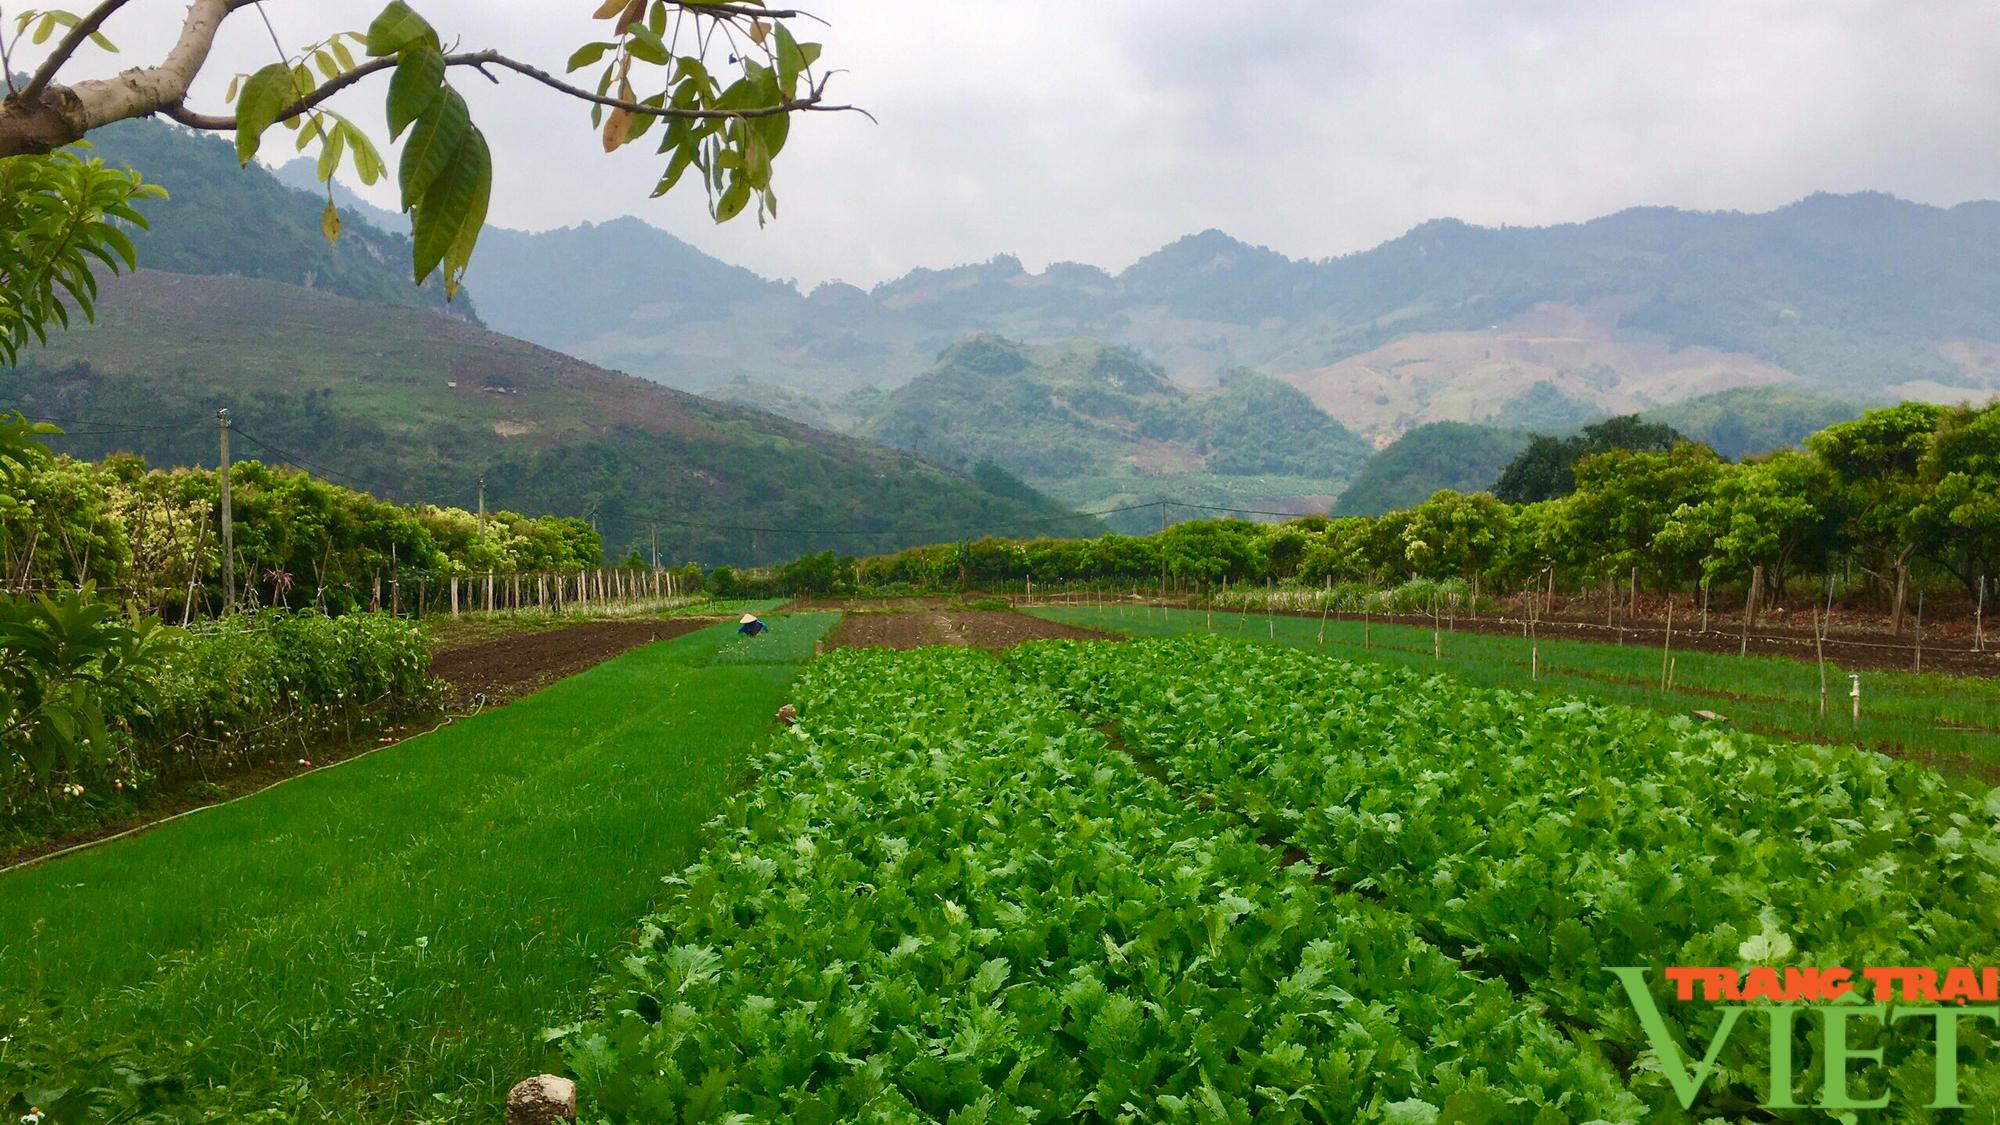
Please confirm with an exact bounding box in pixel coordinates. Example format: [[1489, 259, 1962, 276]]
[[415, 190, 2000, 445], [713, 336, 1372, 532]]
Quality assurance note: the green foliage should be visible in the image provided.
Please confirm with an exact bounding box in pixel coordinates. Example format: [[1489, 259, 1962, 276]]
[[1013, 636, 2000, 1114], [853, 337, 1369, 524], [0, 444, 601, 617], [842, 401, 2000, 603], [1333, 422, 1528, 517], [1, 607, 432, 843], [1641, 386, 1862, 460], [0, 587, 174, 805], [558, 645, 1643, 1121], [76, 117, 458, 314], [0, 145, 163, 365], [1492, 414, 1689, 503]]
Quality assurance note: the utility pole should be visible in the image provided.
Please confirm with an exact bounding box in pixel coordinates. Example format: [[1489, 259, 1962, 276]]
[[1158, 499, 1169, 598], [218, 408, 235, 611], [477, 475, 487, 545]]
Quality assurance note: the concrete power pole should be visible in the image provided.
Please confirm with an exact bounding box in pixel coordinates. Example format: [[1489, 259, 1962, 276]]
[[218, 407, 235, 611]]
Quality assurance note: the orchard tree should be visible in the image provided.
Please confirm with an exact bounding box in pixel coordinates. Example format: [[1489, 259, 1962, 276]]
[[1563, 442, 1723, 590], [1394, 489, 1512, 584], [1908, 401, 2000, 597], [1656, 449, 1837, 598], [0, 0, 853, 362], [1805, 401, 1946, 627]]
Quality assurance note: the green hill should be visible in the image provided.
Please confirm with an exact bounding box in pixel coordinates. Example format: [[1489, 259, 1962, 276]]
[[5, 272, 1093, 565], [86, 119, 463, 317], [1332, 422, 1531, 516], [1639, 386, 1862, 459], [723, 336, 1373, 532]]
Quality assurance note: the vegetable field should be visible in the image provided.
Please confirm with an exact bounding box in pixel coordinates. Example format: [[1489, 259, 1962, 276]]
[[1028, 604, 2000, 777], [0, 614, 834, 1121], [556, 627, 2000, 1121]]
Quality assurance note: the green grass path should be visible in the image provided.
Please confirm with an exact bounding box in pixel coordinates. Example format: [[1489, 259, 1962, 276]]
[[1031, 604, 2000, 779], [0, 614, 835, 1122]]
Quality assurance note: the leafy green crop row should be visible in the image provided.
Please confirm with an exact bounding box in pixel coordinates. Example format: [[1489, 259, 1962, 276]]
[[1008, 636, 2000, 1112], [4, 609, 434, 847], [557, 647, 1644, 1123]]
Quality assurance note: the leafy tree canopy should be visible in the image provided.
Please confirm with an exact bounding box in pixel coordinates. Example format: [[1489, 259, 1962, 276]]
[[1492, 414, 1690, 503], [1, 0, 853, 350]]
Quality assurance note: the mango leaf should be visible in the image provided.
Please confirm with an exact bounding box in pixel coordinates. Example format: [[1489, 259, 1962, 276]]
[[397, 87, 469, 209], [233, 63, 298, 165], [410, 124, 489, 285], [364, 0, 436, 57], [386, 40, 447, 139]]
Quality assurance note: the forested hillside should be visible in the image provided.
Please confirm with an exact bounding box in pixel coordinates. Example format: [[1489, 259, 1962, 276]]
[[87, 120, 464, 317], [713, 336, 1372, 531], [6, 274, 1091, 565], [1332, 422, 1530, 516], [423, 188, 2000, 438]]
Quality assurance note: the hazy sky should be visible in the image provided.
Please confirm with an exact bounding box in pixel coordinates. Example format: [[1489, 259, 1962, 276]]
[[21, 0, 2000, 286]]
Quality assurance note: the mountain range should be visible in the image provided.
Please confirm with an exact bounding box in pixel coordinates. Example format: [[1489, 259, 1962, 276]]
[[17, 117, 1989, 560], [272, 169, 2000, 448]]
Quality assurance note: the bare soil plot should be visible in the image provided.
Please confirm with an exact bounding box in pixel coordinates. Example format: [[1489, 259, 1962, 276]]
[[430, 618, 711, 710], [823, 610, 1116, 652]]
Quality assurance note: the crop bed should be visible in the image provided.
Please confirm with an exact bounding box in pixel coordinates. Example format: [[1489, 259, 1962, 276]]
[[822, 609, 1115, 651], [1009, 635, 2000, 1113], [561, 646, 1645, 1122], [429, 618, 714, 710]]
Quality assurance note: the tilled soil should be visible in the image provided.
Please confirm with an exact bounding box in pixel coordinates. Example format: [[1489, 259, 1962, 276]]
[[429, 618, 711, 710], [823, 610, 1117, 652]]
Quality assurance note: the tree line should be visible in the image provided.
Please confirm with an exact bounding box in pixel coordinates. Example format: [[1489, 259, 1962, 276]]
[[783, 400, 1997, 623], [2, 435, 602, 618]]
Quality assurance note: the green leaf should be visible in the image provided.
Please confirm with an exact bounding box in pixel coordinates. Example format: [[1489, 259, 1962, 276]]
[[440, 136, 492, 298], [565, 41, 614, 72], [397, 87, 469, 210], [342, 120, 387, 185], [322, 199, 343, 244], [714, 178, 751, 223], [386, 40, 446, 140], [316, 119, 348, 180], [411, 124, 489, 284], [626, 22, 670, 66], [364, 0, 436, 56], [233, 63, 298, 165]]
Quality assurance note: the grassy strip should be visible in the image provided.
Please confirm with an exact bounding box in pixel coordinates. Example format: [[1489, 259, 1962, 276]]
[[1030, 605, 2000, 776], [0, 613, 835, 1122]]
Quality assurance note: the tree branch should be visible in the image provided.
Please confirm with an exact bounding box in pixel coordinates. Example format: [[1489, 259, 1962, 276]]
[[160, 48, 859, 133], [18, 0, 133, 104], [0, 0, 239, 156]]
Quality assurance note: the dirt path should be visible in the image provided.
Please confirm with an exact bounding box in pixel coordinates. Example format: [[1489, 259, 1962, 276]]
[[430, 618, 713, 710], [823, 610, 1117, 651]]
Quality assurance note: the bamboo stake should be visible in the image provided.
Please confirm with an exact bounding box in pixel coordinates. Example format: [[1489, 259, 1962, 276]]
[[1660, 594, 1673, 690], [1814, 606, 1828, 718], [1914, 591, 1924, 672]]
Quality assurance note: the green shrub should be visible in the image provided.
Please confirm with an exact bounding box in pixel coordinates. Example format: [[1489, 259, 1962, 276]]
[[3, 608, 436, 847]]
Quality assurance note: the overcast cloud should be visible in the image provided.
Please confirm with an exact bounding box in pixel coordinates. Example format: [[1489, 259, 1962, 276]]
[[20, 0, 2000, 286]]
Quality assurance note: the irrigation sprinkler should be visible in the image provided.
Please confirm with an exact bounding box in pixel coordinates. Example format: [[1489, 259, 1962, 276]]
[[1849, 673, 1862, 730]]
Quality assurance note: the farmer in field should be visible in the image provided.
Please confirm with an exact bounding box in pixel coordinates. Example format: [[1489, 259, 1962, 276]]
[[738, 613, 768, 636]]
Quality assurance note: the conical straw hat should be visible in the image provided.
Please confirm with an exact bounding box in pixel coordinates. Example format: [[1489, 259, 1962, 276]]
[[740, 613, 759, 624]]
